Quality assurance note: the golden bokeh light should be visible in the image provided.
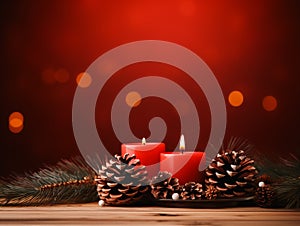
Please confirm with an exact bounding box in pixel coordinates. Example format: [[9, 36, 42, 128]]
[[125, 91, 142, 107], [262, 96, 277, 111], [10, 118, 23, 128], [76, 72, 92, 88], [54, 68, 69, 83], [228, 90, 244, 107], [9, 111, 24, 133], [9, 112, 24, 123], [9, 125, 24, 134]]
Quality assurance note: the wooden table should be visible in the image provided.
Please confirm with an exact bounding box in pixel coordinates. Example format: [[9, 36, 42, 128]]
[[0, 203, 299, 225]]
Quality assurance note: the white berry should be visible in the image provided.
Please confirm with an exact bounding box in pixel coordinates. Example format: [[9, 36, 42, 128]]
[[98, 200, 105, 207], [258, 181, 265, 188], [172, 193, 180, 200]]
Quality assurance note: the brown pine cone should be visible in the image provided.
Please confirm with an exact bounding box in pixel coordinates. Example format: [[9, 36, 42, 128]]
[[150, 171, 181, 199], [205, 184, 219, 200], [255, 181, 275, 208], [205, 149, 258, 198], [181, 182, 204, 200], [95, 153, 150, 206]]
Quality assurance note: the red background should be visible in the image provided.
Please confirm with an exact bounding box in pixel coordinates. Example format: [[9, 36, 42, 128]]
[[0, 0, 299, 176]]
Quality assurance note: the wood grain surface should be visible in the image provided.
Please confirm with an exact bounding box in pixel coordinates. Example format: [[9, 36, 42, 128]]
[[0, 203, 299, 225]]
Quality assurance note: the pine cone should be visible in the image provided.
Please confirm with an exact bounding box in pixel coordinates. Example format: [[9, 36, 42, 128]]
[[205, 149, 258, 198], [205, 184, 219, 200], [150, 171, 181, 199], [95, 153, 150, 206], [181, 182, 203, 200], [255, 181, 275, 208]]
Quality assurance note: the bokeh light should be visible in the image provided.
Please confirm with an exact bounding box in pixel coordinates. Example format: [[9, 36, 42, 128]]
[[126, 91, 142, 107], [9, 112, 24, 123], [9, 125, 24, 134], [9, 118, 23, 128], [76, 72, 92, 88], [54, 68, 69, 83], [262, 96, 278, 111], [228, 90, 244, 107], [42, 68, 70, 84], [9, 112, 24, 133]]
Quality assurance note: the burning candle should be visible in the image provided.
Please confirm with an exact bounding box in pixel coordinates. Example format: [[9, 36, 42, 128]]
[[121, 138, 165, 179], [160, 135, 205, 184]]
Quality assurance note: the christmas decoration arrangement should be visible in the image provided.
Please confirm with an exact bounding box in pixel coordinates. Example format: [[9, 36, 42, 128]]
[[0, 137, 299, 208]]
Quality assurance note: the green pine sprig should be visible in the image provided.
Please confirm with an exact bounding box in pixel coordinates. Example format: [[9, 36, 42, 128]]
[[226, 136, 255, 154], [273, 176, 300, 208], [272, 154, 300, 208], [0, 156, 98, 206], [254, 152, 300, 208]]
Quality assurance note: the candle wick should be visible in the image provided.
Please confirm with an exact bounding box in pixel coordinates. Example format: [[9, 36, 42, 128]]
[[180, 147, 185, 154], [142, 137, 146, 145]]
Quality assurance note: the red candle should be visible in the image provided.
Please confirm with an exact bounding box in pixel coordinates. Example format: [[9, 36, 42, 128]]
[[121, 138, 165, 179], [160, 135, 206, 184]]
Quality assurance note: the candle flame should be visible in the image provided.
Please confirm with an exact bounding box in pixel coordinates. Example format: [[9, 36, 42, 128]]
[[142, 137, 146, 145], [179, 134, 185, 153]]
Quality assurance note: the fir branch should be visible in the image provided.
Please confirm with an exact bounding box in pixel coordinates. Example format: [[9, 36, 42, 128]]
[[0, 156, 98, 206], [220, 137, 255, 158], [255, 153, 300, 179], [273, 177, 300, 208], [226, 137, 254, 154], [254, 153, 300, 208], [274, 155, 300, 208]]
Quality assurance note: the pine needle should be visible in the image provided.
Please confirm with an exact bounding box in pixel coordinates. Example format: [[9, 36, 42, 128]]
[[254, 152, 300, 208], [273, 177, 300, 208], [226, 137, 255, 155], [0, 156, 98, 206]]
